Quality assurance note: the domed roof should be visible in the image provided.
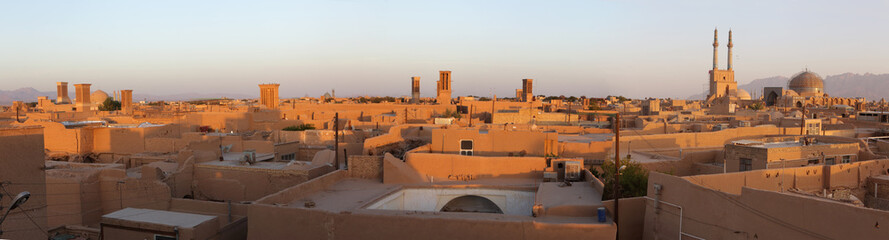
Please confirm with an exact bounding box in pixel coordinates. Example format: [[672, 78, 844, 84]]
[[91, 90, 110, 104], [783, 89, 799, 97], [737, 89, 752, 100], [788, 71, 824, 94]]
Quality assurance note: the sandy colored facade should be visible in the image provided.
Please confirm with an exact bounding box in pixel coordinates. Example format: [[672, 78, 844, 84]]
[[258, 84, 280, 110], [247, 152, 616, 240], [436, 71, 452, 105], [0, 127, 48, 240], [643, 159, 889, 239], [724, 135, 860, 172]]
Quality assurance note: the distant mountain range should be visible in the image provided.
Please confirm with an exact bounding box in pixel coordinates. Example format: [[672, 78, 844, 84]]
[[0, 88, 252, 105], [689, 73, 889, 101]]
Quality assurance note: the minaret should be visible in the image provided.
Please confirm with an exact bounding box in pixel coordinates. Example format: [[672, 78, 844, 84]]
[[712, 28, 719, 69], [727, 29, 733, 70]]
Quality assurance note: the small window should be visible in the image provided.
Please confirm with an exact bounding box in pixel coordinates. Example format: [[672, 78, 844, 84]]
[[459, 140, 473, 156], [807, 159, 819, 165], [825, 157, 836, 165], [281, 153, 296, 161], [842, 155, 852, 163], [460, 140, 473, 150], [739, 158, 752, 172]]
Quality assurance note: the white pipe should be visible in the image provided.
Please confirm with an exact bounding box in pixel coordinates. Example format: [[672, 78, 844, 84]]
[[644, 196, 706, 240]]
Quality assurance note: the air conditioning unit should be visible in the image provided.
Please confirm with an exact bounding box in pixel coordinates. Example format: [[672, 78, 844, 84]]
[[243, 150, 257, 164], [564, 161, 582, 181], [552, 159, 583, 182]]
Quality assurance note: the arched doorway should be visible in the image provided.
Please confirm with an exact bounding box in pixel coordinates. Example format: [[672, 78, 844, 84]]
[[440, 195, 503, 214], [795, 101, 803, 108], [766, 92, 779, 106]]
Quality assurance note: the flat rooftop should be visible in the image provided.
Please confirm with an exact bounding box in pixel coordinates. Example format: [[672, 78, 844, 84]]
[[558, 133, 613, 143], [103, 208, 216, 228], [274, 176, 608, 225], [198, 159, 289, 170], [287, 179, 400, 212], [732, 140, 828, 149]]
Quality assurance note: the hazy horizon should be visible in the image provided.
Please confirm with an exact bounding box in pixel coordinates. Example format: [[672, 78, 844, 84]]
[[3, 0, 889, 99]]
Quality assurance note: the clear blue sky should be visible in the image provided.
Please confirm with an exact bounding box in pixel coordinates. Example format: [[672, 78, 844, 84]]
[[1, 0, 888, 99]]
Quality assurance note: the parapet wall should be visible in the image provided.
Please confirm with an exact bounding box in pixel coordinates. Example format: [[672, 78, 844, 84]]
[[404, 152, 547, 181], [644, 160, 889, 239], [247, 203, 616, 240], [681, 159, 889, 195]]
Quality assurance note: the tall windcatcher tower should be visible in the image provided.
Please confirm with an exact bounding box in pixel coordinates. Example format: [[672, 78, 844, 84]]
[[522, 79, 534, 102], [74, 83, 91, 111], [411, 76, 420, 104], [436, 71, 452, 105], [56, 82, 71, 104], [259, 84, 280, 109], [120, 90, 133, 112]]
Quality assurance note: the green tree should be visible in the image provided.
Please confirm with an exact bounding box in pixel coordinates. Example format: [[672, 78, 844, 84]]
[[591, 157, 649, 200], [439, 109, 462, 119], [99, 97, 121, 111], [749, 102, 765, 110]]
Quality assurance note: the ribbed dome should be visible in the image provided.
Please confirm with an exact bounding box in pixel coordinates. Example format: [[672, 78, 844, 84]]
[[788, 71, 824, 94], [91, 90, 110, 104], [737, 89, 752, 100]]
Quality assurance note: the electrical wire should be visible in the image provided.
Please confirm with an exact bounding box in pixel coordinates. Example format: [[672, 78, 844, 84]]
[[1, 184, 51, 238]]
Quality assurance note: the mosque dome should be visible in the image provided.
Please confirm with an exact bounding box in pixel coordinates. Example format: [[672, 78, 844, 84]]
[[91, 90, 110, 104], [788, 71, 824, 95], [783, 90, 799, 97], [737, 89, 752, 100]]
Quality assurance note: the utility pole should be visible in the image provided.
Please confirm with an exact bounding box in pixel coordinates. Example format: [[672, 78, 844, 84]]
[[566, 103, 571, 124], [614, 112, 621, 239], [334, 112, 339, 169], [469, 105, 473, 127], [491, 94, 496, 124]]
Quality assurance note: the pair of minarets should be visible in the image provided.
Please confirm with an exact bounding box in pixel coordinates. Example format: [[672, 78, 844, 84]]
[[712, 28, 733, 70]]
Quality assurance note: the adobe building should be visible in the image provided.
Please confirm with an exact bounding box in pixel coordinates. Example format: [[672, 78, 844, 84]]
[[247, 153, 617, 240], [57, 82, 71, 104], [641, 99, 660, 115], [0, 126, 48, 240], [74, 83, 91, 112], [259, 83, 280, 109], [724, 135, 859, 172], [410, 76, 420, 104], [436, 70, 452, 105], [643, 159, 889, 239], [522, 78, 534, 102], [98, 199, 248, 240]]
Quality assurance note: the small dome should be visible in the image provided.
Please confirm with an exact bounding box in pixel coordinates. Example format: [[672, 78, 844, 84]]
[[91, 90, 110, 104], [783, 90, 799, 97], [788, 71, 824, 95], [737, 89, 752, 100]]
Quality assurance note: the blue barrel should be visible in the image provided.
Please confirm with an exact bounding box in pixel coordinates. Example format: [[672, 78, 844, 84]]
[[597, 207, 606, 223]]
